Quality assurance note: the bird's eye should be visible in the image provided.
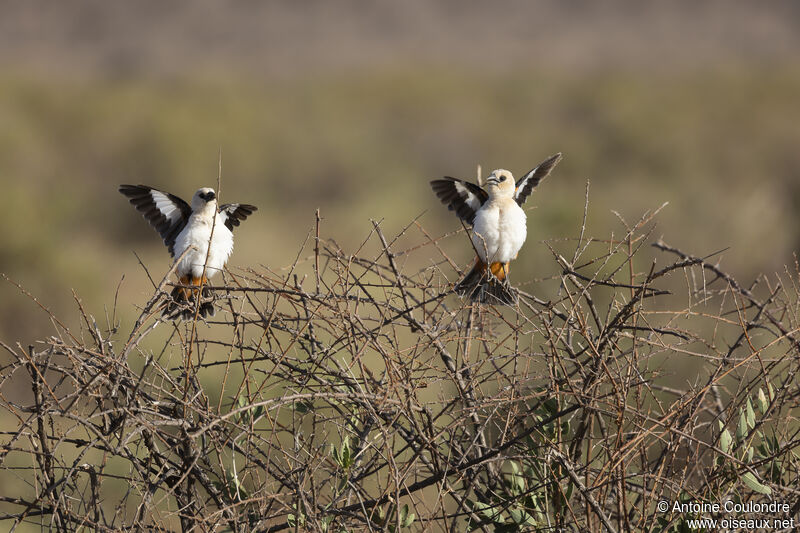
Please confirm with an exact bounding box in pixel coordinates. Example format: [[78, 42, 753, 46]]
[[499, 176, 506, 182]]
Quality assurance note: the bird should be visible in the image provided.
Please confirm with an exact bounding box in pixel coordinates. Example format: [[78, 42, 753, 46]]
[[430, 153, 562, 305], [119, 184, 257, 319]]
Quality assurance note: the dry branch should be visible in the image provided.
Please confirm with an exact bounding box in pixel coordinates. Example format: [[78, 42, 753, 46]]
[[2, 210, 799, 532]]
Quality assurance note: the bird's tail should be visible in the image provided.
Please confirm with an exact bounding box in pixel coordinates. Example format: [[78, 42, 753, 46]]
[[454, 258, 518, 305], [163, 276, 216, 320]]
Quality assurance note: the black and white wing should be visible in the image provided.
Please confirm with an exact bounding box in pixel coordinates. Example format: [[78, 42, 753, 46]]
[[119, 184, 192, 257], [514, 153, 562, 206], [219, 203, 258, 231], [430, 178, 489, 226]]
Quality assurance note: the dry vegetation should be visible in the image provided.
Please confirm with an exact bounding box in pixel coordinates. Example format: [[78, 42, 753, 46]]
[[2, 199, 800, 532]]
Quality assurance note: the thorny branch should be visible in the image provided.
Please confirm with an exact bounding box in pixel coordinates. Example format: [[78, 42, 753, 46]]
[[2, 208, 800, 532]]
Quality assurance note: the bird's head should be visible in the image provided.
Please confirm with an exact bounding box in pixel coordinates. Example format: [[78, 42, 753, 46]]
[[192, 187, 217, 210], [485, 169, 515, 197]]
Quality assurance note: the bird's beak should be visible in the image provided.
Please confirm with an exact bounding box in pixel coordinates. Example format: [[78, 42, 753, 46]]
[[206, 191, 216, 201]]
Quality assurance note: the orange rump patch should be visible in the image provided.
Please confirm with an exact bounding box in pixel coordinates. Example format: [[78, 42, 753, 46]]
[[176, 275, 209, 300], [489, 262, 509, 281]]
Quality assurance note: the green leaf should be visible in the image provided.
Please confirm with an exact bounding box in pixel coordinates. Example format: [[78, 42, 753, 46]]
[[235, 395, 249, 423], [527, 493, 544, 517], [720, 428, 732, 454], [512, 472, 525, 494], [507, 507, 536, 526], [224, 467, 249, 502], [745, 399, 755, 429], [542, 397, 559, 414], [331, 443, 339, 463], [741, 472, 772, 495], [737, 410, 748, 442], [523, 462, 537, 479], [340, 437, 352, 468], [294, 400, 313, 414], [472, 501, 500, 522], [521, 509, 536, 526], [395, 504, 415, 528], [756, 443, 768, 457], [757, 388, 768, 413], [506, 461, 525, 495], [376, 504, 388, 524], [332, 437, 354, 470]]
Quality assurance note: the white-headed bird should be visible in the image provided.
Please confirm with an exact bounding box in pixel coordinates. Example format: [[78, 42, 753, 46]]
[[431, 153, 562, 304], [119, 185, 257, 319]]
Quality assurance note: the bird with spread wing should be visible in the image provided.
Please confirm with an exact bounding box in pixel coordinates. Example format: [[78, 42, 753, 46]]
[[119, 185, 257, 319], [430, 153, 562, 305]]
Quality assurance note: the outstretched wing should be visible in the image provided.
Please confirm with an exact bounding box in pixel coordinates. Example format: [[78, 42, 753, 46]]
[[219, 203, 258, 231], [514, 152, 563, 206], [430, 178, 489, 226], [119, 184, 192, 257]]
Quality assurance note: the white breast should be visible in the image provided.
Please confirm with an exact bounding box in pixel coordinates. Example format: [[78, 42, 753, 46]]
[[472, 199, 527, 264], [173, 211, 234, 280]]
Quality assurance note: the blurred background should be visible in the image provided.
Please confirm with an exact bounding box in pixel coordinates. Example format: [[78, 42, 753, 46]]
[[1, 0, 799, 345]]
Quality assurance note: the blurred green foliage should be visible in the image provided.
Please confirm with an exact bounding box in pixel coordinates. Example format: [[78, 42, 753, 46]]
[[1, 69, 799, 345]]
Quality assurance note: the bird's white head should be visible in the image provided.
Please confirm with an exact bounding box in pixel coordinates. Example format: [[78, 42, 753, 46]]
[[192, 187, 217, 211], [485, 169, 515, 198]]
